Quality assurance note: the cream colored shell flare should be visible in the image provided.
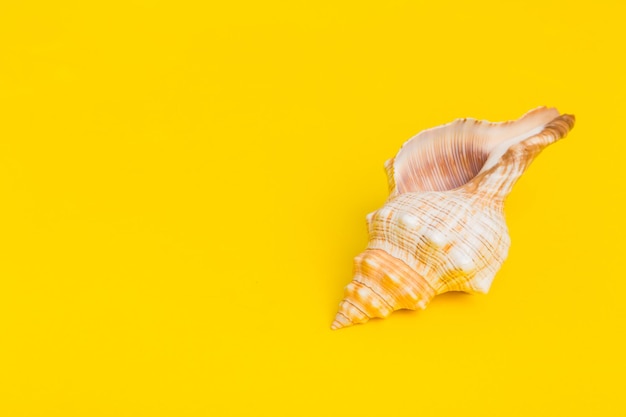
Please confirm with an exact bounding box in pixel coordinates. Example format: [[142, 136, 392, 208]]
[[332, 107, 575, 330]]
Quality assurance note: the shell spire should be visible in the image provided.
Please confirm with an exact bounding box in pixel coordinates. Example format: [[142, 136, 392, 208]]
[[333, 107, 575, 330]]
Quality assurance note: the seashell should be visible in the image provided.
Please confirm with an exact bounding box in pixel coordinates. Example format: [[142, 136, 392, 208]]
[[332, 107, 575, 330]]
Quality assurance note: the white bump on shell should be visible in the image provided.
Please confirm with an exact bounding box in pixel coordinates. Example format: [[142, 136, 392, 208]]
[[365, 257, 379, 268], [427, 230, 446, 247], [472, 277, 491, 293], [400, 213, 419, 228], [449, 247, 475, 271], [379, 207, 392, 218]]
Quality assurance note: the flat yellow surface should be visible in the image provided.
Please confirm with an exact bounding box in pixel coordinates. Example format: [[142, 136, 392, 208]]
[[1, 1, 625, 416]]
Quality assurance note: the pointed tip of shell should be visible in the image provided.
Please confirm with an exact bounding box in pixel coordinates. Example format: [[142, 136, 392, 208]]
[[330, 311, 354, 330], [330, 320, 344, 330]]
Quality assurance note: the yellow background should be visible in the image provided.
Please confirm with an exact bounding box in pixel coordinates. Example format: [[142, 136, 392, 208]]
[[1, 1, 625, 416]]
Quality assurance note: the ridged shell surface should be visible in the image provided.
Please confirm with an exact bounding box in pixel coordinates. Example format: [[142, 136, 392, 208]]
[[332, 107, 575, 330]]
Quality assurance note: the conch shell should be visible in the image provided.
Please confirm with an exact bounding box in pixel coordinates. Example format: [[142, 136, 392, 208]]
[[332, 107, 575, 330]]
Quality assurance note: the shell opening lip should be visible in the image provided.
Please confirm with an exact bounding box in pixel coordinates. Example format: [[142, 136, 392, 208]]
[[392, 107, 571, 194]]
